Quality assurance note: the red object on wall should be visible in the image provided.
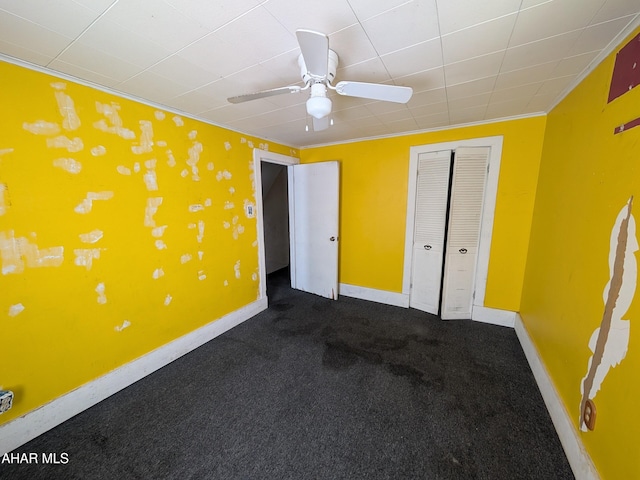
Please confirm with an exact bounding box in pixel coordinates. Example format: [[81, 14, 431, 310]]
[[614, 116, 640, 135], [608, 32, 640, 103]]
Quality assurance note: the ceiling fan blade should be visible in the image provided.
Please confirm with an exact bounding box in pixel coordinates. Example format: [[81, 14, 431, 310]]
[[296, 29, 329, 78], [312, 116, 330, 132], [227, 85, 301, 104], [335, 81, 413, 103]]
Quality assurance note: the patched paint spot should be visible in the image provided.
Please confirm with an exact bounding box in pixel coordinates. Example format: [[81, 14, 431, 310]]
[[144, 197, 163, 227], [8, 303, 25, 317], [79, 229, 103, 244], [0, 183, 8, 216], [47, 136, 83, 152], [132, 120, 154, 154], [94, 102, 135, 139], [234, 260, 241, 279], [173, 115, 184, 127], [180, 254, 192, 264], [167, 150, 176, 167], [74, 191, 114, 214], [23, 121, 60, 135], [91, 145, 106, 156], [96, 282, 107, 304], [115, 320, 131, 332], [117, 165, 132, 176], [164, 294, 172, 306], [52, 84, 81, 131], [155, 111, 166, 120], [152, 268, 165, 279], [152, 226, 167, 238], [1, 231, 64, 273], [53, 158, 82, 174], [216, 170, 232, 181], [73, 248, 102, 270]]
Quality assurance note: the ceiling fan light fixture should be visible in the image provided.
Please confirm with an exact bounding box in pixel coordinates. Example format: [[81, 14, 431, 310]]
[[306, 83, 332, 119]]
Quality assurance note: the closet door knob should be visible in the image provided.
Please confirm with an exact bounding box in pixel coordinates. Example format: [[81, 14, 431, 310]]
[[424, 245, 432, 250], [459, 248, 467, 254], [330, 236, 336, 241]]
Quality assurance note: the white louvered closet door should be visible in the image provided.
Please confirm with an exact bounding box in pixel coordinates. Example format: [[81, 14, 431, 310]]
[[441, 147, 490, 320], [409, 150, 452, 314]]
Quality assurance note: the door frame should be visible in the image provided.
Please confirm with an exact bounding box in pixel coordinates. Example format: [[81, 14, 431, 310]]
[[252, 149, 299, 301], [403, 136, 503, 319]]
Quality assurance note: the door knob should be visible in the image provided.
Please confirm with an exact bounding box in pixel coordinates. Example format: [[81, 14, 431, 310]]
[[330, 236, 336, 241], [459, 248, 467, 254], [424, 245, 432, 250]]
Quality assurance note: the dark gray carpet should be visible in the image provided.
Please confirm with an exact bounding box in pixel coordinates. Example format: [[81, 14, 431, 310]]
[[1, 268, 574, 479]]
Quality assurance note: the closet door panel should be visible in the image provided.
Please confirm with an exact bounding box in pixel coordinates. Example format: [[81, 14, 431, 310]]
[[409, 150, 451, 314], [441, 147, 489, 320]]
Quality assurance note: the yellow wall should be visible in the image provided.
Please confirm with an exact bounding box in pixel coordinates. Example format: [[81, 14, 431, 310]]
[[0, 60, 292, 425], [300, 116, 546, 312], [520, 27, 640, 479]]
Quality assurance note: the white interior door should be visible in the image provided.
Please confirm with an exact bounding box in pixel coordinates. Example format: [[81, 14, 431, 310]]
[[409, 150, 452, 314], [288, 161, 340, 299], [441, 147, 490, 319]]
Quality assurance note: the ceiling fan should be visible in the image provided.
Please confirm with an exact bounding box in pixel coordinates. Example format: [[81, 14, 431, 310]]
[[227, 29, 413, 132]]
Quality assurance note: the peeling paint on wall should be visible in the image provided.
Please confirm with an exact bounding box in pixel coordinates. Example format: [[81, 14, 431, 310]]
[[164, 294, 172, 306], [579, 197, 637, 431], [172, 115, 184, 127], [234, 260, 241, 279], [0, 148, 15, 156], [117, 165, 132, 176], [180, 254, 192, 264]]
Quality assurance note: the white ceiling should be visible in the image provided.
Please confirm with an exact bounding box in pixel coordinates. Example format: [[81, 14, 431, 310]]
[[0, 0, 639, 148]]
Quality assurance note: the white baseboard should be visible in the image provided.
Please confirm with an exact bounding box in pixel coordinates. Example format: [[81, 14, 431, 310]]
[[339, 283, 409, 308], [471, 305, 517, 327], [0, 297, 268, 456], [515, 314, 599, 480]]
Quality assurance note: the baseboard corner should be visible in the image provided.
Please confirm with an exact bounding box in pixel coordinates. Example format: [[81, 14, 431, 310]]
[[514, 314, 600, 480], [339, 283, 409, 308], [471, 305, 516, 327]]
